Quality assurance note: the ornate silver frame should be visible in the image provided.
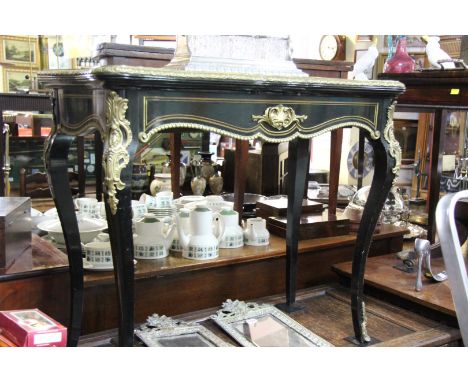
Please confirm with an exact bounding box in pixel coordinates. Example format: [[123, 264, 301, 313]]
[[211, 300, 333, 347], [135, 314, 231, 347]]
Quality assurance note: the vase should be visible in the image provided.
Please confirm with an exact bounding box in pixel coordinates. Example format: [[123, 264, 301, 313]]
[[209, 172, 223, 195], [384, 37, 415, 74], [198, 151, 215, 181], [162, 154, 187, 187], [150, 173, 172, 196], [191, 175, 206, 196], [131, 164, 149, 200]]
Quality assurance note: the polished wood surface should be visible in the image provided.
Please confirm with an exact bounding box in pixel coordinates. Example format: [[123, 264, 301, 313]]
[[333, 253, 466, 319], [79, 284, 461, 347], [233, 140, 249, 221], [379, 70, 468, 108], [266, 209, 350, 240], [0, 227, 406, 335]]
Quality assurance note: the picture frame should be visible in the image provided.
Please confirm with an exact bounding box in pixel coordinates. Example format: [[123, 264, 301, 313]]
[[211, 299, 333, 347], [0, 35, 40, 66], [353, 49, 376, 79], [356, 35, 373, 42], [2, 67, 37, 92], [383, 35, 426, 49], [134, 314, 231, 347]]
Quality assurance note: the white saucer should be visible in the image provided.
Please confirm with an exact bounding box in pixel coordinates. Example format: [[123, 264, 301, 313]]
[[83, 261, 114, 271], [83, 259, 137, 271]]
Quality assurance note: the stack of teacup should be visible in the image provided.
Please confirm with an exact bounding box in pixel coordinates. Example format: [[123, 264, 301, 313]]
[[139, 191, 176, 220]]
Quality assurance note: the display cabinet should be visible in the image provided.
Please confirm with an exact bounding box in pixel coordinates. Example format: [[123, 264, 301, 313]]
[[379, 70, 468, 241], [39, 65, 404, 347]]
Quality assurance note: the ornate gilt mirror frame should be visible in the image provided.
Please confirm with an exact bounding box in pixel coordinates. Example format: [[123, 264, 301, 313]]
[[135, 314, 231, 347], [211, 300, 333, 347]]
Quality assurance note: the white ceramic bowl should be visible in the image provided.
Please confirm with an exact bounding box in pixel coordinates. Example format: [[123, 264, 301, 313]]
[[30, 208, 51, 228], [37, 217, 107, 244], [184, 200, 234, 212]]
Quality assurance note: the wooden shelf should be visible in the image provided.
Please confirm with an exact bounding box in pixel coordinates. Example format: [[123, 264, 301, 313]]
[[333, 253, 466, 323], [0, 226, 407, 334]]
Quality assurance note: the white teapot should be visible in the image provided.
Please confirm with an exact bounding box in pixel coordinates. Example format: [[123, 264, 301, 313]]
[[176, 205, 224, 260], [243, 217, 270, 246], [218, 207, 243, 248], [133, 213, 175, 259], [171, 208, 190, 252]]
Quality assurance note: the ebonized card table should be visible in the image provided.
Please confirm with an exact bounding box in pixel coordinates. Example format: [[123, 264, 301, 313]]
[[38, 66, 404, 346]]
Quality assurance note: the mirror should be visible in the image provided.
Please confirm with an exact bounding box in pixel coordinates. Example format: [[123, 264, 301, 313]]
[[135, 314, 231, 347], [212, 299, 333, 347]]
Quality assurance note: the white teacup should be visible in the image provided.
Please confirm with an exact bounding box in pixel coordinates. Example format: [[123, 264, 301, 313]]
[[74, 197, 99, 217], [131, 201, 148, 220], [139, 193, 158, 208], [155, 191, 173, 208]]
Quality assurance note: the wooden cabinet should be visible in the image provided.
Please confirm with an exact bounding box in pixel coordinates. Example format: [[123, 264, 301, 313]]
[[379, 71, 468, 241]]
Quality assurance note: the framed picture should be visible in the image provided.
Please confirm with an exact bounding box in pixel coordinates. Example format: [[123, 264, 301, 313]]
[[134, 314, 231, 347], [212, 299, 333, 347], [353, 49, 376, 79], [383, 35, 426, 49], [356, 35, 373, 42], [2, 67, 37, 92], [0, 35, 40, 66]]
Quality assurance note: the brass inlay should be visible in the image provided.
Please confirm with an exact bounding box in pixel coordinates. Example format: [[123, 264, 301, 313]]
[[143, 95, 380, 130], [103, 91, 132, 215], [383, 102, 402, 176], [360, 302, 371, 343], [139, 119, 380, 144], [252, 105, 307, 130]]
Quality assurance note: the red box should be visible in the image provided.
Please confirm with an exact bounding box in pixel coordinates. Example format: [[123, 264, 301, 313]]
[[17, 127, 33, 137], [0, 309, 67, 347], [40, 127, 52, 136]]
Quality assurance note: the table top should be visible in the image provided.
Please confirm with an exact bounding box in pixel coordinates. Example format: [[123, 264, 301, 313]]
[[0, 225, 407, 283], [39, 65, 404, 93]]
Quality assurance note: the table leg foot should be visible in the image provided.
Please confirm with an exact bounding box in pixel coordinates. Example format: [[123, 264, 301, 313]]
[[344, 335, 379, 346], [275, 302, 305, 313]]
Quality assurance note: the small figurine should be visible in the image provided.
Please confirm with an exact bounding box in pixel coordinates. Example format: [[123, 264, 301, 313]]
[[351, 37, 379, 80], [422, 36, 460, 70]]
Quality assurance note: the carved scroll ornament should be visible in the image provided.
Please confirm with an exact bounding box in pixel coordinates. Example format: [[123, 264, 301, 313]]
[[103, 91, 133, 214], [252, 104, 307, 130]]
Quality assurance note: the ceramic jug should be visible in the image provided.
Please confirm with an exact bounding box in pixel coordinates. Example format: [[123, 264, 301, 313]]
[[171, 208, 190, 252], [218, 207, 243, 248], [176, 205, 224, 260], [243, 217, 270, 246], [133, 213, 175, 259]]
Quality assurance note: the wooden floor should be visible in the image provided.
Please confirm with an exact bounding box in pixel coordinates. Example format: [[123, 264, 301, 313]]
[[79, 283, 461, 347]]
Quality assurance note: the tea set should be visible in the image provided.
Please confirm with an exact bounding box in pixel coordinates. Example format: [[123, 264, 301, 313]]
[[39, 191, 270, 269]]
